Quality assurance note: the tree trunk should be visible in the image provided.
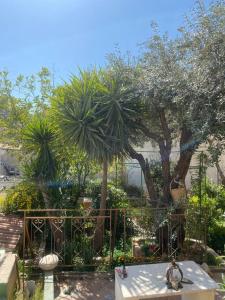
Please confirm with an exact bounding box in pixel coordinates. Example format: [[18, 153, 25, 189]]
[[169, 127, 198, 250], [120, 157, 126, 186], [158, 109, 172, 204], [39, 186, 51, 211], [39, 184, 63, 254], [94, 159, 108, 252], [159, 143, 171, 204], [111, 209, 118, 257], [128, 146, 158, 206], [173, 128, 197, 182]]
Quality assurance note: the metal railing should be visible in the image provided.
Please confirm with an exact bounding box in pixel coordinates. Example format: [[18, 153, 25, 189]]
[[20, 206, 210, 271]]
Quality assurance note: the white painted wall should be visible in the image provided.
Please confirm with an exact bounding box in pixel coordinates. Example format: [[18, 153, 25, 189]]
[[125, 142, 223, 190]]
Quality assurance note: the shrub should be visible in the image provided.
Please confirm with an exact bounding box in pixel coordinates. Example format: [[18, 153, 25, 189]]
[[204, 252, 218, 266], [123, 185, 142, 198], [2, 182, 42, 214], [47, 181, 82, 209], [107, 184, 129, 209], [189, 180, 225, 253], [65, 235, 95, 266], [208, 221, 225, 253], [85, 181, 129, 209], [0, 192, 7, 210]]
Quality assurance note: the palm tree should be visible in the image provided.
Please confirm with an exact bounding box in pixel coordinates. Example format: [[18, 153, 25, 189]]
[[53, 69, 139, 250], [22, 117, 57, 208], [22, 117, 63, 250]]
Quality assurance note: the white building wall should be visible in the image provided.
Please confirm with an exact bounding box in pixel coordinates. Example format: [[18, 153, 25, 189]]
[[125, 142, 223, 190]]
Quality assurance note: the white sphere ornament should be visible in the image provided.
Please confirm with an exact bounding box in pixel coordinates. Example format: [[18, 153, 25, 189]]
[[38, 254, 59, 271]]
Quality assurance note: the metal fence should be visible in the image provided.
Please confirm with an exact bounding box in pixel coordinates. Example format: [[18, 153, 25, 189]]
[[20, 206, 210, 271]]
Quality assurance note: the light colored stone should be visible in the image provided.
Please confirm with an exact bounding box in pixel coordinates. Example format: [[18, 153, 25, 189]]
[[44, 271, 54, 300], [0, 249, 5, 262], [0, 253, 17, 300], [39, 254, 59, 271], [115, 261, 218, 300], [201, 262, 210, 274]]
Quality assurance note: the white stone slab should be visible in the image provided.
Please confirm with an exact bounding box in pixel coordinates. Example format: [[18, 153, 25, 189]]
[[0, 253, 17, 300], [44, 271, 54, 300], [115, 260, 218, 300]]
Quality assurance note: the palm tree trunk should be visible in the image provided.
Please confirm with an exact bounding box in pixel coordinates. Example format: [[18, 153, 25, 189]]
[[39, 183, 63, 253], [94, 159, 108, 252]]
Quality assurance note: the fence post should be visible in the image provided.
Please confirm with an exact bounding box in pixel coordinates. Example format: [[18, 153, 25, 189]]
[[123, 209, 126, 253]]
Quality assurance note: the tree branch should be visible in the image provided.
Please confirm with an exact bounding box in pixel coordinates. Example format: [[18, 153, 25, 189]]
[[128, 145, 157, 203], [139, 122, 163, 144]]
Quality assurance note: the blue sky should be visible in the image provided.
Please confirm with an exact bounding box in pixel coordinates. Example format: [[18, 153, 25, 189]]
[[0, 0, 211, 82]]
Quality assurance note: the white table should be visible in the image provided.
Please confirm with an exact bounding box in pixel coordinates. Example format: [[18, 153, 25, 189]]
[[115, 261, 218, 300]]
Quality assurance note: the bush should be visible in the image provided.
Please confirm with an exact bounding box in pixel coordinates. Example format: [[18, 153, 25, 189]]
[[85, 181, 129, 209], [123, 185, 142, 198], [204, 252, 218, 266], [208, 221, 225, 253], [0, 192, 7, 210], [189, 179, 225, 253], [2, 182, 42, 214], [65, 235, 95, 266], [47, 181, 82, 209], [107, 184, 129, 209]]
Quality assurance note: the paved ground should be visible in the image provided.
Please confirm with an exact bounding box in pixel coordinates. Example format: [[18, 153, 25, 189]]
[[54, 273, 115, 300], [0, 215, 23, 251], [54, 271, 225, 300]]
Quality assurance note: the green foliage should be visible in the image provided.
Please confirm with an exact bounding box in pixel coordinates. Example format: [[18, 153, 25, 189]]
[[181, 1, 225, 141], [65, 235, 96, 266], [112, 247, 132, 267], [85, 181, 129, 209], [208, 221, 225, 253], [52, 69, 142, 163], [189, 179, 225, 218], [31, 282, 44, 300], [219, 276, 225, 291], [22, 117, 57, 182], [189, 179, 225, 252], [15, 281, 43, 300], [0, 68, 52, 146], [204, 252, 218, 266], [107, 184, 129, 209], [123, 184, 142, 198], [0, 192, 7, 210], [2, 182, 42, 214], [106, 1, 225, 203], [56, 145, 100, 189]]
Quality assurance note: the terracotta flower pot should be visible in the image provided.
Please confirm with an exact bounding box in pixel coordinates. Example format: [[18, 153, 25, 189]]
[[170, 187, 186, 202], [82, 197, 92, 209]]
